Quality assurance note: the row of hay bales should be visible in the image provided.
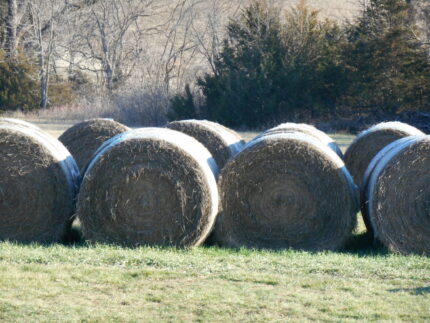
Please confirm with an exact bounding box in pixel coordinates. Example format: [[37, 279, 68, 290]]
[[0, 118, 428, 255]]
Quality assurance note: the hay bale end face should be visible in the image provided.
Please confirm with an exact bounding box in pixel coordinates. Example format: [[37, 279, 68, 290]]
[[0, 125, 79, 243], [214, 132, 358, 251], [59, 118, 130, 174], [166, 120, 245, 170], [344, 122, 424, 188], [260, 123, 344, 158], [77, 128, 219, 247], [364, 135, 430, 255]]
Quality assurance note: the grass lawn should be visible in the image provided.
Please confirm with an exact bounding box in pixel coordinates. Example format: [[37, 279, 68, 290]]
[[0, 120, 428, 322], [0, 239, 429, 322]]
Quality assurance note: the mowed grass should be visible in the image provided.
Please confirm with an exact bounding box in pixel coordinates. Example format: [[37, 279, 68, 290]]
[[0, 120, 428, 322], [0, 242, 429, 322]]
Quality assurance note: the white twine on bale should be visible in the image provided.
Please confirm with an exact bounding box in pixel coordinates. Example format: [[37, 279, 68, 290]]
[[166, 119, 245, 171], [0, 118, 41, 131], [198, 120, 245, 158], [353, 121, 424, 143], [247, 131, 358, 207], [214, 131, 359, 250], [0, 124, 80, 197], [344, 121, 425, 189], [257, 122, 344, 158], [365, 135, 427, 242], [82, 127, 220, 245]]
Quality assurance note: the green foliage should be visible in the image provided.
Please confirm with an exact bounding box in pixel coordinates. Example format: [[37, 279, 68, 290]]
[[342, 0, 430, 113], [169, 83, 197, 120], [0, 50, 77, 112], [197, 0, 347, 127], [0, 50, 39, 112], [175, 0, 430, 128]]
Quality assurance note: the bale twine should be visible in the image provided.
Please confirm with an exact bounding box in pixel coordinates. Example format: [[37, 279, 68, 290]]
[[0, 118, 41, 130], [363, 135, 430, 255], [166, 120, 245, 170], [259, 123, 344, 158], [344, 121, 424, 188], [77, 128, 219, 247], [0, 124, 80, 243], [213, 132, 358, 251], [59, 118, 130, 174]]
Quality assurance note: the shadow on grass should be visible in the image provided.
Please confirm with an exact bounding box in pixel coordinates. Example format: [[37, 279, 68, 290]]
[[339, 232, 389, 256], [388, 286, 430, 295], [3, 221, 393, 257], [62, 224, 85, 246]]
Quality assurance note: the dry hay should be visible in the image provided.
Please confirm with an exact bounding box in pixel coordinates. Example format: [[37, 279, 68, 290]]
[[166, 120, 245, 170], [59, 118, 130, 174], [0, 124, 80, 243], [363, 135, 430, 255], [344, 121, 424, 188], [258, 123, 343, 158], [77, 128, 219, 247], [0, 118, 41, 131], [213, 132, 358, 251]]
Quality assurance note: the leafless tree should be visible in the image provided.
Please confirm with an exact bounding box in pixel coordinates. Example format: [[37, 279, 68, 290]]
[[65, 0, 163, 94]]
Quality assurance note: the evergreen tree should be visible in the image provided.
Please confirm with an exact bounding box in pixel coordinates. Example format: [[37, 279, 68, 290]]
[[342, 0, 430, 114]]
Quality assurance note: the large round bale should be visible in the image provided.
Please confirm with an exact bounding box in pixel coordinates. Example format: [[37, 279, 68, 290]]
[[0, 124, 79, 243], [0, 118, 41, 130], [363, 135, 430, 255], [213, 132, 358, 251], [59, 118, 130, 174], [344, 122, 424, 188], [360, 136, 418, 235], [259, 123, 344, 158], [77, 128, 219, 247], [166, 120, 245, 170]]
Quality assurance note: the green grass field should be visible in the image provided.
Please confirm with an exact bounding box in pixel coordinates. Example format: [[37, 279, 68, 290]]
[[0, 121, 428, 322]]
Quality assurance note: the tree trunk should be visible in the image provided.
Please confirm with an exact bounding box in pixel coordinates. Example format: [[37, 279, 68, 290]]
[[5, 0, 18, 57]]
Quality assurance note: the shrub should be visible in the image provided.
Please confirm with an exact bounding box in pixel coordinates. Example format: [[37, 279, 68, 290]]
[[0, 50, 39, 112]]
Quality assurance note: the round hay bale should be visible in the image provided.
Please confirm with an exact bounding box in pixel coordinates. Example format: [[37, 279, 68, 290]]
[[344, 121, 424, 188], [77, 128, 219, 247], [166, 120, 245, 170], [0, 124, 80, 243], [0, 118, 41, 130], [59, 118, 130, 174], [214, 132, 358, 251], [360, 136, 418, 236], [364, 135, 430, 255], [259, 123, 344, 158]]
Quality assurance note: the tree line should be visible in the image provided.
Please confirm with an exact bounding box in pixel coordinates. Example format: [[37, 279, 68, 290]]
[[0, 0, 429, 128], [171, 0, 430, 128]]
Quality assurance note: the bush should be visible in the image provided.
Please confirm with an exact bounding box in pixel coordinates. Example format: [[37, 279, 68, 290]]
[[341, 0, 430, 114], [0, 50, 39, 112], [194, 1, 346, 128], [172, 0, 429, 128], [169, 84, 197, 121]]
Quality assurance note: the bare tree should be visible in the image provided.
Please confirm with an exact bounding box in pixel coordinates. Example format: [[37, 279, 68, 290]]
[[27, 0, 81, 108], [66, 0, 161, 93], [3, 0, 30, 57]]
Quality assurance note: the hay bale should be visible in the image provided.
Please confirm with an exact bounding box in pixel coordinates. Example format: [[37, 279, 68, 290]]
[[363, 135, 430, 255], [77, 128, 219, 247], [166, 120, 245, 170], [59, 118, 130, 174], [0, 118, 41, 130], [213, 132, 358, 251], [0, 124, 80, 243], [259, 123, 343, 158], [344, 122, 424, 188]]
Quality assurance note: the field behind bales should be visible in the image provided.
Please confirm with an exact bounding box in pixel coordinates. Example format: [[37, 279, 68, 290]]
[[0, 121, 429, 322]]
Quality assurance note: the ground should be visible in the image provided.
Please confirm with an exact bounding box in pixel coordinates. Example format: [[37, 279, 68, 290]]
[[0, 120, 428, 322]]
